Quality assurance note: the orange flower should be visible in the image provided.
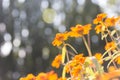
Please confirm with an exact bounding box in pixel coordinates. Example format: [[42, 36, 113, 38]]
[[47, 71, 58, 80], [115, 56, 120, 64], [69, 24, 84, 37], [71, 65, 82, 77], [52, 32, 68, 46], [83, 24, 92, 35], [94, 53, 103, 64], [95, 24, 103, 34], [51, 54, 62, 68], [69, 24, 91, 37], [64, 62, 78, 74], [64, 63, 71, 73], [108, 66, 116, 72], [19, 78, 25, 80], [99, 69, 120, 80], [36, 72, 47, 80], [72, 54, 85, 64], [20, 74, 36, 80], [93, 13, 107, 24], [64, 54, 85, 75], [105, 41, 117, 51], [58, 77, 67, 80], [36, 71, 58, 80], [105, 17, 120, 27]]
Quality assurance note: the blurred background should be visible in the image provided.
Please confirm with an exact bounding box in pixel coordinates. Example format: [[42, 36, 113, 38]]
[[0, 0, 120, 80]]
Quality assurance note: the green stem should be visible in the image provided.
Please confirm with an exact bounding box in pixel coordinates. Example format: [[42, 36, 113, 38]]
[[58, 46, 75, 56], [82, 36, 92, 57], [87, 33, 91, 49], [66, 50, 70, 62], [66, 43, 78, 54]]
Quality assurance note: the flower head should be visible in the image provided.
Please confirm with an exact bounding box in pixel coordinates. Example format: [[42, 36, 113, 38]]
[[105, 17, 120, 27], [115, 56, 120, 64], [95, 24, 104, 34], [58, 77, 67, 80], [51, 54, 62, 68], [108, 66, 116, 72], [36, 72, 47, 80], [69, 24, 84, 37], [93, 13, 107, 24], [69, 24, 91, 38], [64, 54, 85, 77], [71, 65, 82, 77], [20, 74, 36, 80], [100, 69, 120, 80], [52, 32, 68, 46], [72, 54, 85, 64], [47, 71, 58, 80], [94, 53, 103, 64], [105, 41, 117, 51], [83, 24, 92, 35]]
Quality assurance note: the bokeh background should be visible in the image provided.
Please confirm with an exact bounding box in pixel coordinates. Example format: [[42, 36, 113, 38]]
[[0, 0, 120, 80]]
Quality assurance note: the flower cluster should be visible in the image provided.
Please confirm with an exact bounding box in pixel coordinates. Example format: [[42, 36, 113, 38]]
[[20, 13, 120, 80], [20, 70, 66, 80], [52, 24, 91, 47]]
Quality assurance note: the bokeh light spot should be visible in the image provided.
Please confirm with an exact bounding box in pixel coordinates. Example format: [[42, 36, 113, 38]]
[[18, 49, 26, 58], [77, 0, 85, 5], [58, 25, 66, 32], [20, 11, 26, 20], [42, 8, 56, 24], [41, 0, 49, 9], [0, 41, 12, 57], [18, 0, 25, 4], [44, 27, 52, 35], [21, 29, 29, 38], [53, 14, 62, 26], [4, 33, 12, 41], [0, 23, 6, 33], [2, 0, 10, 9], [91, 35, 99, 44], [12, 72, 20, 79], [12, 9, 19, 18], [52, 2, 61, 11], [13, 38, 21, 47], [42, 47, 50, 60]]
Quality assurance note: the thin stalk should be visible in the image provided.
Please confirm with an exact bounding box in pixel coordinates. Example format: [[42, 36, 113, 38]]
[[82, 36, 92, 57], [100, 20, 118, 69], [66, 43, 78, 54], [66, 51, 70, 62], [107, 30, 120, 51], [87, 33, 91, 49], [58, 46, 75, 56], [115, 29, 119, 38], [104, 37, 118, 69], [107, 31, 114, 41]]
